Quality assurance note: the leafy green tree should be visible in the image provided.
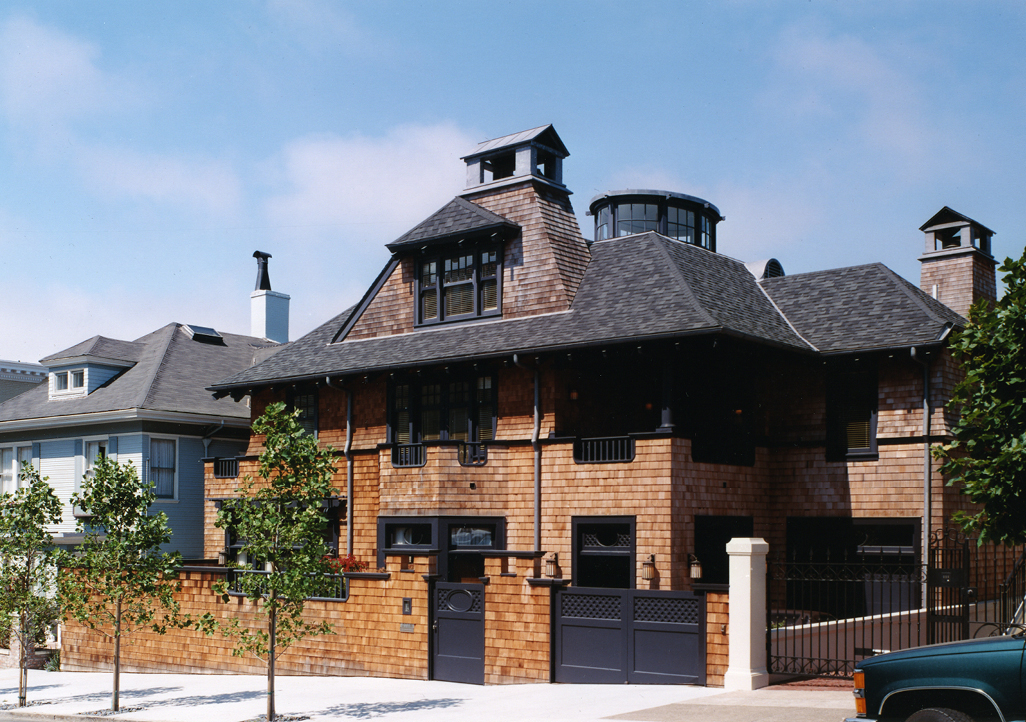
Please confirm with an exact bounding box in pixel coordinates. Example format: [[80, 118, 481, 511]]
[[937, 250, 1026, 545], [58, 456, 183, 711], [0, 464, 62, 707], [209, 402, 338, 722]]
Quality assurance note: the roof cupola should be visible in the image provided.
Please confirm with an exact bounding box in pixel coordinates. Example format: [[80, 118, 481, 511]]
[[461, 124, 569, 193], [588, 190, 723, 251]]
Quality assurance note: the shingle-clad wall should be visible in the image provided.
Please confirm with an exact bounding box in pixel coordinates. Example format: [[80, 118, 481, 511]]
[[346, 259, 415, 341], [468, 181, 588, 318], [920, 252, 996, 319]]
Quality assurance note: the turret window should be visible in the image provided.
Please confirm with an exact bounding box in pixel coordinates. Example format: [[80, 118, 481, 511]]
[[417, 246, 502, 325]]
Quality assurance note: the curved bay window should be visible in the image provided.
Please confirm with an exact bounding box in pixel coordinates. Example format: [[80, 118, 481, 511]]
[[590, 190, 721, 251], [418, 246, 501, 325]]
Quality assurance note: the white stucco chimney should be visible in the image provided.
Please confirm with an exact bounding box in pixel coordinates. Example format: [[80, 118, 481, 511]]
[[250, 251, 289, 343]]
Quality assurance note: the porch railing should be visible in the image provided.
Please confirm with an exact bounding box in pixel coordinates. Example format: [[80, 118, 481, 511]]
[[391, 444, 425, 468], [458, 442, 487, 466], [213, 458, 240, 479], [573, 436, 635, 463]]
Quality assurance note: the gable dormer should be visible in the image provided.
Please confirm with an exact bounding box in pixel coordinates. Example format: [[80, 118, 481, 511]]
[[339, 125, 591, 343]]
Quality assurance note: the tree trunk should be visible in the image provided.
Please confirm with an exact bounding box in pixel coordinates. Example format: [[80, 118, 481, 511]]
[[113, 598, 121, 712], [18, 611, 28, 707], [267, 597, 276, 722]]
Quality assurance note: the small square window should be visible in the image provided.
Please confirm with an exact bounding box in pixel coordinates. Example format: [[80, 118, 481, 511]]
[[54, 372, 68, 391], [72, 370, 85, 388]]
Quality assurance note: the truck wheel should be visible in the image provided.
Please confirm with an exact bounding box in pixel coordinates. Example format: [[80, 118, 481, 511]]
[[905, 709, 975, 722]]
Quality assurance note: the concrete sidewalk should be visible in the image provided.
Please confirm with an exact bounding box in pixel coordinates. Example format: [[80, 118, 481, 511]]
[[0, 670, 855, 722]]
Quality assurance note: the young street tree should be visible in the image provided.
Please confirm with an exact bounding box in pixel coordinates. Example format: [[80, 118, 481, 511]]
[[0, 465, 62, 707], [58, 456, 183, 712], [937, 250, 1026, 545], [209, 402, 339, 722]]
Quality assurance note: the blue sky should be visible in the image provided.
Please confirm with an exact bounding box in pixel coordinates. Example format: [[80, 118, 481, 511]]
[[2, 1, 1024, 364]]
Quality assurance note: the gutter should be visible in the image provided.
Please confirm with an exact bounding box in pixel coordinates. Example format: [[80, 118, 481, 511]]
[[513, 353, 542, 553], [0, 408, 251, 433]]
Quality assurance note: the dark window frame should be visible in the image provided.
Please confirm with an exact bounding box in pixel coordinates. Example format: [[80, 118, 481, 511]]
[[826, 365, 879, 462], [571, 515, 636, 589], [592, 195, 716, 251], [415, 243, 503, 326], [286, 386, 319, 438], [388, 370, 497, 467], [376, 515, 506, 581]]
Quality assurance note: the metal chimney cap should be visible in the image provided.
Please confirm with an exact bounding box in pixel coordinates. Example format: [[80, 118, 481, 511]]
[[253, 251, 272, 291]]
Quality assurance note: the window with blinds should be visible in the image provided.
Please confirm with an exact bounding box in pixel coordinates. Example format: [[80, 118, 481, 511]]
[[389, 372, 497, 467], [417, 245, 502, 325], [827, 367, 879, 461]]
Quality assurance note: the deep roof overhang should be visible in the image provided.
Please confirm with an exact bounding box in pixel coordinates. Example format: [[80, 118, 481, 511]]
[[385, 221, 519, 254]]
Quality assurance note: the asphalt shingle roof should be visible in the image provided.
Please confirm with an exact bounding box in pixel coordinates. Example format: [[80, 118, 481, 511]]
[[387, 197, 518, 251], [0, 324, 282, 424], [760, 263, 965, 353], [212, 233, 816, 389], [40, 336, 145, 365]]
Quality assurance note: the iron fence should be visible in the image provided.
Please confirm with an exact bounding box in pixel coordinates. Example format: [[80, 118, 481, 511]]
[[767, 537, 1026, 679]]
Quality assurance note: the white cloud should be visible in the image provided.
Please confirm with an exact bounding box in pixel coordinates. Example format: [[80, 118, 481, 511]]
[[0, 14, 139, 131], [765, 23, 946, 170], [74, 144, 242, 216], [264, 123, 476, 251]]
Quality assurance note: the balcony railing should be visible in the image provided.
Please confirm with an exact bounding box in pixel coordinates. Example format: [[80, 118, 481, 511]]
[[458, 442, 488, 467], [573, 436, 636, 464], [213, 458, 240, 479], [392, 444, 426, 468], [227, 568, 348, 601]]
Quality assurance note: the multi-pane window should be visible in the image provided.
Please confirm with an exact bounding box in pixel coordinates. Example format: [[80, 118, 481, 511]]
[[418, 247, 501, 325], [615, 202, 660, 236], [0, 447, 28, 494], [150, 438, 176, 499], [289, 390, 318, 437], [72, 370, 85, 388], [390, 373, 497, 465], [54, 372, 68, 391], [667, 206, 694, 243], [699, 215, 712, 249]]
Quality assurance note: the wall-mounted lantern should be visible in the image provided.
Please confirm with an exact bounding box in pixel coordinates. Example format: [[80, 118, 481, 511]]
[[641, 554, 656, 581], [545, 552, 559, 578], [689, 554, 703, 580], [217, 547, 228, 567]]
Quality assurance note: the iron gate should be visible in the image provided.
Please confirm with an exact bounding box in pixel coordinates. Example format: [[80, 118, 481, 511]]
[[768, 529, 1025, 679], [553, 588, 706, 684]]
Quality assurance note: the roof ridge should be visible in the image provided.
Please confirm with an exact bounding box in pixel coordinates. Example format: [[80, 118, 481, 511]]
[[136, 323, 180, 409], [877, 263, 962, 326], [756, 280, 819, 352], [647, 234, 720, 329]]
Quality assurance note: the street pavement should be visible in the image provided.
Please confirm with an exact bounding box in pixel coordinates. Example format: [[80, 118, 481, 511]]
[[0, 669, 855, 722]]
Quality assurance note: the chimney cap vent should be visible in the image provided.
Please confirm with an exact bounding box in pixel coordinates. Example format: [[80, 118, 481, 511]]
[[253, 251, 273, 291]]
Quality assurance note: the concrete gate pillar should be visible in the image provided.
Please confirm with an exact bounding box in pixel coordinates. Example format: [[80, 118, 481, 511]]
[[724, 537, 770, 691]]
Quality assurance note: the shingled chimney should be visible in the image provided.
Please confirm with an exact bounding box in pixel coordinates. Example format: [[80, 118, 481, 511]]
[[919, 207, 997, 319], [250, 251, 290, 343]]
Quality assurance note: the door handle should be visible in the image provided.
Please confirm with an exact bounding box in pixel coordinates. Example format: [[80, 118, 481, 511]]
[[432, 621, 438, 632]]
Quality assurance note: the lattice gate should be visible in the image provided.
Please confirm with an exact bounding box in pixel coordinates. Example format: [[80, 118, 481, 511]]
[[553, 588, 706, 684]]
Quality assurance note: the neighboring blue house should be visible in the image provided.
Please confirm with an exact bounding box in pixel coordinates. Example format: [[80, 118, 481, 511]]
[[0, 321, 283, 559]]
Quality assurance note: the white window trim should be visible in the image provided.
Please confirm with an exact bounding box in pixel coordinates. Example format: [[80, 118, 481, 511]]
[[77, 435, 109, 493], [0, 444, 34, 494], [148, 435, 179, 502], [50, 368, 88, 399]]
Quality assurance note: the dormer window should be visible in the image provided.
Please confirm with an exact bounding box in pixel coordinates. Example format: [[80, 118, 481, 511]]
[[590, 190, 722, 251], [417, 246, 502, 325], [51, 368, 87, 397]]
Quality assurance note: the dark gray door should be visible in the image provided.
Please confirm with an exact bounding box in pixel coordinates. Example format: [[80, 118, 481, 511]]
[[432, 582, 485, 684], [554, 588, 705, 684]]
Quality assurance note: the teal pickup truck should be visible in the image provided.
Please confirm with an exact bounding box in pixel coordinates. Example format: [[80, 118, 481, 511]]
[[845, 633, 1026, 722]]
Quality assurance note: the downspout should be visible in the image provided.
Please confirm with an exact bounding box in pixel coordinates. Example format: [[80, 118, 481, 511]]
[[910, 346, 934, 574], [326, 376, 354, 557], [513, 354, 542, 552]]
